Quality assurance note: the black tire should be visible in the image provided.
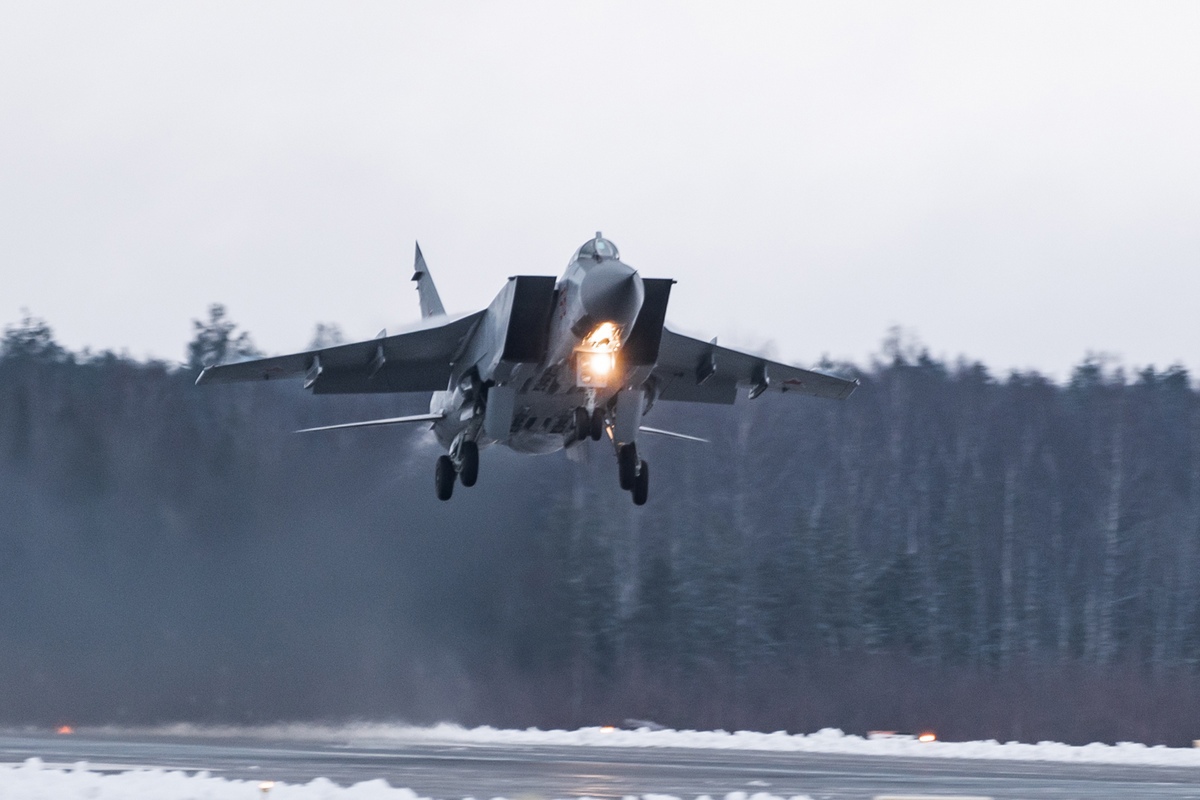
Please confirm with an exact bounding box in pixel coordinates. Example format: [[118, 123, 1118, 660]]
[[618, 442, 638, 491], [435, 455, 455, 501], [590, 407, 605, 441], [573, 407, 590, 442], [459, 441, 479, 487], [632, 460, 649, 506]]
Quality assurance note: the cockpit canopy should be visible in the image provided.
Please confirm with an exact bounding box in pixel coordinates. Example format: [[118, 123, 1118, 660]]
[[574, 232, 620, 263]]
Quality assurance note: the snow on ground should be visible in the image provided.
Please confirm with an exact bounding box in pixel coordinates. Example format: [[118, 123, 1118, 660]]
[[0, 760, 812, 800], [107, 722, 1200, 768]]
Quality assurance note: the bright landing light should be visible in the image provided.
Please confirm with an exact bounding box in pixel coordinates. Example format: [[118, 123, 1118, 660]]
[[588, 350, 614, 375], [575, 322, 621, 388], [584, 321, 621, 351]]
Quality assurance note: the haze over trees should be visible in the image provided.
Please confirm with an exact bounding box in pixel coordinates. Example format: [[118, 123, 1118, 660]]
[[1, 310, 1199, 745]]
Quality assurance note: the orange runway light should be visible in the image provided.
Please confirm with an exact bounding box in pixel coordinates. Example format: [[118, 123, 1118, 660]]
[[918, 732, 937, 742], [56, 725, 74, 735]]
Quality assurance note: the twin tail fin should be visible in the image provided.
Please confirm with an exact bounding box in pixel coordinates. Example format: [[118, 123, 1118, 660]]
[[411, 242, 446, 318]]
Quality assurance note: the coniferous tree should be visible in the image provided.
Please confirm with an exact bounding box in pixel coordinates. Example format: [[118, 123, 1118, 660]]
[[186, 304, 261, 370]]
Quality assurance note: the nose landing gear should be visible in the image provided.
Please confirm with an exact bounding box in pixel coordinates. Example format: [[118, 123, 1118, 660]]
[[573, 405, 608, 443], [573, 407, 590, 442]]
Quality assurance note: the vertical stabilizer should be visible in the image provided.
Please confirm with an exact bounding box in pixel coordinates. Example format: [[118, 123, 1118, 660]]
[[411, 242, 446, 318]]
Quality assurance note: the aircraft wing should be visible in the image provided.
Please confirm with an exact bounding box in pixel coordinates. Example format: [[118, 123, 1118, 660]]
[[650, 327, 858, 405], [195, 311, 484, 394]]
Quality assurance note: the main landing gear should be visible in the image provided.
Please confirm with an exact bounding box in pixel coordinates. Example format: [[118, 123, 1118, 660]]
[[434, 440, 480, 501], [617, 442, 649, 506], [435, 455, 455, 501]]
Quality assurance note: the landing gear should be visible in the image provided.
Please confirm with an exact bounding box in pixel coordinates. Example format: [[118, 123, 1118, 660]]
[[632, 459, 649, 506], [617, 442, 638, 491], [459, 440, 479, 487], [574, 406, 606, 442], [573, 407, 590, 442], [435, 455, 455, 501], [590, 407, 605, 441], [616, 444, 649, 504]]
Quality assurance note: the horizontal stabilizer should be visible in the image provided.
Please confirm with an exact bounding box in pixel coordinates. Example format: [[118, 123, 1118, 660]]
[[639, 426, 709, 443], [296, 413, 443, 434]]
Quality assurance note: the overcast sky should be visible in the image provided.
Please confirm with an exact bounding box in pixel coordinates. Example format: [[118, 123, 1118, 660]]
[[2, 2, 1197, 379]]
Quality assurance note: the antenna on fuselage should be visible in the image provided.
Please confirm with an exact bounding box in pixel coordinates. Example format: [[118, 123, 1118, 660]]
[[411, 241, 447, 318]]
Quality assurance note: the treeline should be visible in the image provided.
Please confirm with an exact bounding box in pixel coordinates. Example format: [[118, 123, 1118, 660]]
[[1, 311, 1199, 745]]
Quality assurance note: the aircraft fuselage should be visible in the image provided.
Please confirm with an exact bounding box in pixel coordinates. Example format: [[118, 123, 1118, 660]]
[[430, 235, 655, 456], [195, 231, 857, 505]]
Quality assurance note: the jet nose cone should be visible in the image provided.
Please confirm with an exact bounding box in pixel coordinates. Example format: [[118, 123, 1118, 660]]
[[581, 263, 644, 333]]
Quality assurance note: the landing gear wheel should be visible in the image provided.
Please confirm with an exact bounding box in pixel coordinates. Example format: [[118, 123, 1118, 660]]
[[590, 407, 605, 441], [435, 455, 456, 501], [573, 407, 590, 442], [632, 460, 649, 506], [459, 441, 479, 487], [618, 443, 638, 491]]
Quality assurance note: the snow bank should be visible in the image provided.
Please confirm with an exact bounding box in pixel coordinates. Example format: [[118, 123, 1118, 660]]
[[0, 759, 414, 800], [0, 760, 812, 800], [113, 721, 1200, 768]]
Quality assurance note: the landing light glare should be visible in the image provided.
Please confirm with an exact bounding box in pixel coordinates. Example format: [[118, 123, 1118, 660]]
[[589, 351, 614, 375], [585, 321, 621, 351]]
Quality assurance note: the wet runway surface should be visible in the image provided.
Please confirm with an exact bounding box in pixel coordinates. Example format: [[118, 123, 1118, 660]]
[[3, 731, 1200, 799]]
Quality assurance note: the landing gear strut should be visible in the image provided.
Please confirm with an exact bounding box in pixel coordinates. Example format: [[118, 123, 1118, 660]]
[[590, 407, 605, 441]]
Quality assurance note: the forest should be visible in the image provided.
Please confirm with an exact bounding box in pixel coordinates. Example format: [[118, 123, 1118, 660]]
[[1, 308, 1199, 746]]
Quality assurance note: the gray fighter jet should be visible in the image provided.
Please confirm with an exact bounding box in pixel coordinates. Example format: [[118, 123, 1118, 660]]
[[197, 233, 856, 504]]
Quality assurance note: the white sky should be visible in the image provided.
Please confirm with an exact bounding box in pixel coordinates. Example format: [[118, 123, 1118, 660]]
[[1, 1, 1197, 378]]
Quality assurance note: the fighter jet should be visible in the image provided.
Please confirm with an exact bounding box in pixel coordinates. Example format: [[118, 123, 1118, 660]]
[[196, 233, 857, 504]]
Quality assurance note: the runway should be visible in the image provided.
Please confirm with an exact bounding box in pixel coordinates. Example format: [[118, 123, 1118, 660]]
[[3, 730, 1200, 800]]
